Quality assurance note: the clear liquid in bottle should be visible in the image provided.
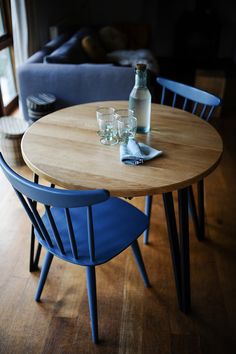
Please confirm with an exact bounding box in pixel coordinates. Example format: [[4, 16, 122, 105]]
[[129, 63, 151, 134]]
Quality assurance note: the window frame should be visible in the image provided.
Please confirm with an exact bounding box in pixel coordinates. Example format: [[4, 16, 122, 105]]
[[0, 0, 18, 116]]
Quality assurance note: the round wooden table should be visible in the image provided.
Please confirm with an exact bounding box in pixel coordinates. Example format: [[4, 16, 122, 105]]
[[21, 101, 223, 197], [21, 101, 223, 313]]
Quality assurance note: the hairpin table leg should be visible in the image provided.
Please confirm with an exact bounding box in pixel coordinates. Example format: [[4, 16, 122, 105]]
[[163, 192, 182, 310], [178, 188, 190, 313], [163, 188, 191, 313]]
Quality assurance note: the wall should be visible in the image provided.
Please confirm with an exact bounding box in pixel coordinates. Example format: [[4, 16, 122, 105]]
[[27, 0, 236, 60], [217, 0, 236, 58], [27, 0, 74, 54]]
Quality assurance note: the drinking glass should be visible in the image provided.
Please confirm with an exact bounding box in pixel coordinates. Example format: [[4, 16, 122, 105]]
[[96, 106, 115, 138], [117, 115, 137, 144], [97, 112, 118, 145]]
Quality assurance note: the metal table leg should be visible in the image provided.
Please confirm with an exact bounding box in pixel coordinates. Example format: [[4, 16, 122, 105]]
[[178, 188, 191, 313], [163, 192, 182, 310], [163, 188, 191, 313]]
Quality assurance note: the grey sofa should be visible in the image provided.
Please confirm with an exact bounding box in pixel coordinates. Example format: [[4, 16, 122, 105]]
[[18, 28, 158, 121]]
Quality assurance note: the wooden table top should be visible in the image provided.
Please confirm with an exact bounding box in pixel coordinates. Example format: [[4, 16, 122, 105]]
[[21, 101, 223, 197]]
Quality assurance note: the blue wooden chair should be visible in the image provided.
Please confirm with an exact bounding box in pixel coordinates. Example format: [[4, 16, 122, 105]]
[[144, 76, 222, 244], [0, 153, 150, 344]]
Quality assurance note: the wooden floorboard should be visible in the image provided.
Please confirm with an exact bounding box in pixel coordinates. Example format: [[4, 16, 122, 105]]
[[0, 112, 235, 354]]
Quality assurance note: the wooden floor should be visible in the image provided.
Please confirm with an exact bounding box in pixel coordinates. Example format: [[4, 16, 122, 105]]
[[0, 111, 235, 354]]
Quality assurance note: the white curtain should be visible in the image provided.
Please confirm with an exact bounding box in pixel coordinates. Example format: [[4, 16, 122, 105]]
[[10, 0, 38, 116], [10, 0, 28, 68], [10, 0, 29, 117]]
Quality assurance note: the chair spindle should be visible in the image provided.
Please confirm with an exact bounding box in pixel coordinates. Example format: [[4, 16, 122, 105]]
[[65, 208, 78, 259], [15, 189, 46, 242], [161, 87, 165, 104], [87, 206, 95, 262], [192, 102, 198, 115], [206, 106, 215, 122], [45, 205, 65, 254], [200, 104, 207, 118], [28, 198, 54, 248], [182, 97, 188, 110], [172, 93, 177, 107]]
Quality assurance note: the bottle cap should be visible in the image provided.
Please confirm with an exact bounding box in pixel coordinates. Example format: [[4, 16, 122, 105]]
[[135, 63, 147, 71]]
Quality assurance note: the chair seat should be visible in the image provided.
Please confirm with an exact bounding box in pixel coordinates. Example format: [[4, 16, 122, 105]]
[[36, 197, 148, 266]]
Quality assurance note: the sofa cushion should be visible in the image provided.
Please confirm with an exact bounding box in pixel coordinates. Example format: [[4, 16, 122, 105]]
[[27, 48, 52, 64], [44, 28, 92, 64], [99, 26, 127, 52], [44, 32, 73, 51], [27, 33, 73, 64], [81, 35, 107, 63]]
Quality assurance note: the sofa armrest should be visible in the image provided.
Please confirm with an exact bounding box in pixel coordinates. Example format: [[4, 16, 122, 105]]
[[18, 63, 134, 121]]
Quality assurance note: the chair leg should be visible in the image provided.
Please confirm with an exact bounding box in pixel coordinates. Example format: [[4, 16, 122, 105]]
[[35, 251, 54, 302], [143, 195, 153, 245], [86, 266, 98, 344], [131, 240, 150, 287], [197, 179, 205, 240]]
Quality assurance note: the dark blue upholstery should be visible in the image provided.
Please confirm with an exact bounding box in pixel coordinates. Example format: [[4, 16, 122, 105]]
[[18, 63, 134, 121], [0, 152, 150, 343]]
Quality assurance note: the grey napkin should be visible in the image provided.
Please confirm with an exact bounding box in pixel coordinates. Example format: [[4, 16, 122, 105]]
[[120, 139, 163, 165]]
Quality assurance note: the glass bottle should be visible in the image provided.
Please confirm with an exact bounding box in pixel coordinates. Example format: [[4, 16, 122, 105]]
[[128, 63, 151, 133]]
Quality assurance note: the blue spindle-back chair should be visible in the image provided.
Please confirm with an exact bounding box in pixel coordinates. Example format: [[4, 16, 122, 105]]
[[144, 77, 222, 244], [0, 153, 150, 344]]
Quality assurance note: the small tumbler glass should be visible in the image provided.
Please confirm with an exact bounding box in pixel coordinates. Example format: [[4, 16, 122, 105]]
[[96, 106, 115, 137], [117, 115, 137, 144], [97, 110, 118, 145]]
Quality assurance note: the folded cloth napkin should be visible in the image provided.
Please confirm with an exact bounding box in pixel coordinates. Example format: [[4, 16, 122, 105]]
[[120, 139, 163, 165]]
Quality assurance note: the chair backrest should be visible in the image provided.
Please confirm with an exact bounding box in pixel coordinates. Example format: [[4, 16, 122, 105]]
[[0, 153, 109, 262], [156, 77, 222, 122]]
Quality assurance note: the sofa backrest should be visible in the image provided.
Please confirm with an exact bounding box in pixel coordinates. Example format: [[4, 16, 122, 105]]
[[18, 63, 135, 121]]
